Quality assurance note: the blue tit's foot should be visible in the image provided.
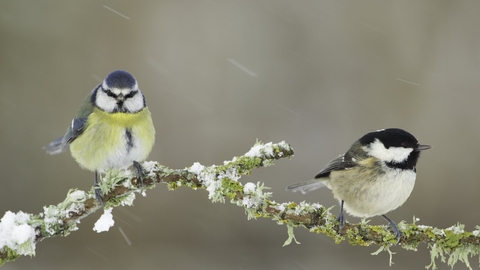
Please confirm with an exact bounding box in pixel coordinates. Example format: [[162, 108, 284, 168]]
[[382, 214, 404, 243], [93, 171, 104, 207], [94, 185, 104, 206], [133, 161, 144, 187]]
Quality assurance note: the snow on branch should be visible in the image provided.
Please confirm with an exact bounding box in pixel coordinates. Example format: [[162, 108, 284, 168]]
[[0, 141, 479, 269]]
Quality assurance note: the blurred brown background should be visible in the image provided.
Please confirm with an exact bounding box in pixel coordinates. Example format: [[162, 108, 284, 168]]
[[1, 1, 479, 269]]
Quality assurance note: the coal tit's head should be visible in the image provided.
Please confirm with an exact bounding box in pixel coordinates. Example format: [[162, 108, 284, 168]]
[[360, 128, 430, 170]]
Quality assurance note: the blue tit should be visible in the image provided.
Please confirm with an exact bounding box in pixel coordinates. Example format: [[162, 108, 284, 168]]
[[45, 70, 156, 205], [287, 128, 430, 241]]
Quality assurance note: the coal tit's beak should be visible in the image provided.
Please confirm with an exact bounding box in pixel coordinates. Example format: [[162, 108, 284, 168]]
[[416, 144, 431, 151]]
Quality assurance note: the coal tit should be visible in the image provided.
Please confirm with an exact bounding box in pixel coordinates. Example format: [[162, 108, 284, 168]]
[[287, 128, 430, 241]]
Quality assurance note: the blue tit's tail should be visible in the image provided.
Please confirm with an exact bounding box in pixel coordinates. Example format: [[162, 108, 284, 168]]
[[44, 137, 68, 155], [286, 179, 326, 194]]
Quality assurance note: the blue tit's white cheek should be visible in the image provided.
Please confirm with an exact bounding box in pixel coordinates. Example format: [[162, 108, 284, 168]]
[[95, 90, 117, 112], [123, 92, 144, 113], [363, 139, 413, 163]]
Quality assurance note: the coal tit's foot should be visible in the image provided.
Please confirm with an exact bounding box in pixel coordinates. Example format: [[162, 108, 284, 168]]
[[337, 200, 345, 231], [133, 161, 145, 187], [382, 214, 404, 243]]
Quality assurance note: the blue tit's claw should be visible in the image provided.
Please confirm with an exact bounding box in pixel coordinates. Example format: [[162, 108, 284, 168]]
[[93, 171, 104, 207], [94, 186, 104, 206], [133, 161, 144, 187]]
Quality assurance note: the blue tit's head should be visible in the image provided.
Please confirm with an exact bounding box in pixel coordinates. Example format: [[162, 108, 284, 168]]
[[92, 70, 146, 113]]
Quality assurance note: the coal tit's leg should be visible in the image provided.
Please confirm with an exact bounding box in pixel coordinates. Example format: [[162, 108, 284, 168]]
[[133, 161, 144, 187], [94, 171, 104, 206], [337, 200, 345, 230], [382, 214, 403, 243]]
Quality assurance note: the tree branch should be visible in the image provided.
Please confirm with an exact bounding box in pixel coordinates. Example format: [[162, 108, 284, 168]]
[[0, 141, 478, 269]]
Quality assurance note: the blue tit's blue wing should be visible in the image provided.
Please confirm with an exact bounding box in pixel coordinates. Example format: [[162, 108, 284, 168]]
[[65, 91, 95, 145], [44, 136, 66, 155], [65, 117, 88, 144], [44, 91, 94, 155], [44, 117, 87, 155]]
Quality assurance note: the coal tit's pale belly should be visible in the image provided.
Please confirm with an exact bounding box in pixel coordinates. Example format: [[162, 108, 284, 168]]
[[328, 168, 416, 217]]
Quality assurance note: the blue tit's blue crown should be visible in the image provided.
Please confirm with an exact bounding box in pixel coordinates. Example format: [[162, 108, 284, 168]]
[[104, 70, 137, 89]]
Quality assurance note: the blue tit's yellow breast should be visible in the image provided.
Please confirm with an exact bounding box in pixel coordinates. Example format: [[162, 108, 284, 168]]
[[70, 107, 155, 172]]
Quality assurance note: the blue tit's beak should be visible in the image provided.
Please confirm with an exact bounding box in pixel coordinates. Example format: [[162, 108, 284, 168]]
[[416, 144, 431, 151]]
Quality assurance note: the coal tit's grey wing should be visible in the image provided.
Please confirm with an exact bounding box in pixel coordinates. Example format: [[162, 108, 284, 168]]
[[286, 179, 327, 194], [287, 153, 358, 194], [314, 152, 357, 178], [314, 154, 345, 178], [287, 154, 345, 194]]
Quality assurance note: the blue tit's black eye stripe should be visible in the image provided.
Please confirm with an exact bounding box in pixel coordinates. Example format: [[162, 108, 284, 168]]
[[103, 88, 117, 98], [124, 90, 137, 99]]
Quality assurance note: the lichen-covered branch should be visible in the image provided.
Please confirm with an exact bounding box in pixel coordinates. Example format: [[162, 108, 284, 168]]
[[0, 141, 479, 270]]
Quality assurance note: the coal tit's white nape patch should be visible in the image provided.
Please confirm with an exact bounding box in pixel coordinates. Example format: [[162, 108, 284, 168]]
[[363, 138, 414, 163]]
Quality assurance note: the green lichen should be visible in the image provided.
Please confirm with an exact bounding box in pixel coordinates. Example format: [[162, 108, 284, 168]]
[[230, 156, 263, 175], [221, 179, 243, 200], [106, 192, 136, 208], [101, 169, 129, 194], [310, 222, 344, 243], [346, 226, 370, 246], [0, 247, 20, 266], [5, 140, 480, 270], [372, 245, 396, 266], [167, 181, 180, 190], [283, 223, 301, 246], [424, 223, 480, 270], [286, 202, 298, 210]]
